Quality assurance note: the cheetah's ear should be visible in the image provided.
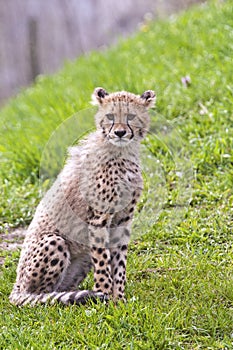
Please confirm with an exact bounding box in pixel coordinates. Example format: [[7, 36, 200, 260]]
[[92, 87, 109, 105], [140, 90, 156, 108]]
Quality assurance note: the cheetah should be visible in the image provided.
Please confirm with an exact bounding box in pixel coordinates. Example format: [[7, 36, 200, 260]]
[[10, 87, 155, 306]]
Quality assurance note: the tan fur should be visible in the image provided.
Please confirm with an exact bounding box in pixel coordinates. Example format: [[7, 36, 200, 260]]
[[10, 88, 155, 306]]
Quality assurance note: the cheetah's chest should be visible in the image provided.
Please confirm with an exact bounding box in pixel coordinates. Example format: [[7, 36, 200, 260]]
[[80, 158, 143, 214]]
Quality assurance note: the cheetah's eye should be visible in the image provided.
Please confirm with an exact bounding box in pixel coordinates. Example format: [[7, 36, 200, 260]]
[[127, 113, 136, 121], [106, 113, 114, 121]]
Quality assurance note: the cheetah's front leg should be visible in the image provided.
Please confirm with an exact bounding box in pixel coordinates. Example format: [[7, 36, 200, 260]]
[[110, 244, 128, 301], [91, 246, 113, 295], [89, 223, 113, 297], [110, 226, 131, 301]]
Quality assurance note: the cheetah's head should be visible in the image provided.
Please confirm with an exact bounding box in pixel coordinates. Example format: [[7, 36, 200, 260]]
[[92, 87, 156, 147]]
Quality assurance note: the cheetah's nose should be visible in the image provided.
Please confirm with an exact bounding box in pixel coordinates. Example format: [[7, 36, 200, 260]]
[[114, 130, 126, 138]]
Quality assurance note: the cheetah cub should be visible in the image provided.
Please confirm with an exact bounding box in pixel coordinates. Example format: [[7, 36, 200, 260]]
[[10, 87, 155, 306]]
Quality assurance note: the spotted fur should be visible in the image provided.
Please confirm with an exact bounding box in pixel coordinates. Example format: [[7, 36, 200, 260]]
[[10, 87, 155, 306]]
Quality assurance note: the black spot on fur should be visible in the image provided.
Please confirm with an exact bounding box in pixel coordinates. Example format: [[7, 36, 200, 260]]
[[101, 219, 107, 227], [102, 269, 109, 276], [51, 258, 59, 266], [119, 260, 125, 268]]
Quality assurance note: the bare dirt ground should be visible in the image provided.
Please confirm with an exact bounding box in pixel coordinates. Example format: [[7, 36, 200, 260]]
[[0, 227, 26, 265]]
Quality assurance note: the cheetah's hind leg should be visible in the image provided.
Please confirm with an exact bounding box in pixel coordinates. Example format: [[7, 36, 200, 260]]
[[9, 234, 107, 306]]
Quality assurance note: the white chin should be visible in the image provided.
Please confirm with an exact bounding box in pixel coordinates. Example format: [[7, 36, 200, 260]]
[[109, 138, 130, 147]]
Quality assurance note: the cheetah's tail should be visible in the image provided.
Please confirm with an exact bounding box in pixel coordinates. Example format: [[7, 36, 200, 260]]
[[9, 290, 108, 306]]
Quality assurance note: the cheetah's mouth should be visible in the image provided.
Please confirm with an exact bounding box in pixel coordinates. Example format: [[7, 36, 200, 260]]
[[108, 137, 131, 147]]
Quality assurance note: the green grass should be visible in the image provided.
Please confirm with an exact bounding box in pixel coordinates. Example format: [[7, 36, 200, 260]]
[[0, 0, 233, 348]]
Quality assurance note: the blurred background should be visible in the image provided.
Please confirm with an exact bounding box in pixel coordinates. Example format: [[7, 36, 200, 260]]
[[0, 0, 204, 105]]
